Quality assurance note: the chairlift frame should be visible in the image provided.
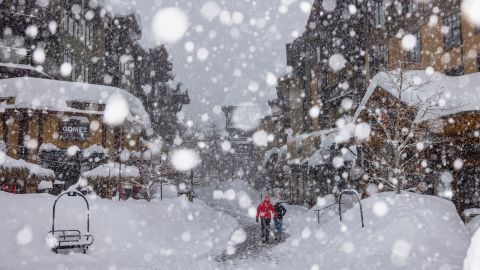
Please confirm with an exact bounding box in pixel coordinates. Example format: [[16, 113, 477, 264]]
[[49, 190, 94, 254], [339, 189, 365, 228]]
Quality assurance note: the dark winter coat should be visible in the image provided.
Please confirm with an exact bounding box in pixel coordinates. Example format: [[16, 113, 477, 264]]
[[274, 203, 286, 219]]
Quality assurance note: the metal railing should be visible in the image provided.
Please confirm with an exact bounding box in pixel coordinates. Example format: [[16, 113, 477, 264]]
[[313, 202, 342, 224]]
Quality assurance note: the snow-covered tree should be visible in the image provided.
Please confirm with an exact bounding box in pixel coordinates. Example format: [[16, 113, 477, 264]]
[[355, 63, 444, 194]]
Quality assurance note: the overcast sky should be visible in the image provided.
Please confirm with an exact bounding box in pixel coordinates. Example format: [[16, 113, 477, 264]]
[[103, 0, 312, 129]]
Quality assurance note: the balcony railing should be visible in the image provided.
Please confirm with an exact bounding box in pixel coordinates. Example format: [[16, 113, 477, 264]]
[[0, 46, 32, 65], [0, 8, 51, 23]]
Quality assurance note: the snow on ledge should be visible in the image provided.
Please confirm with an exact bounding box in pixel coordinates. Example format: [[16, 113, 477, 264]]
[[0, 152, 55, 177], [38, 143, 59, 152], [83, 144, 108, 156], [82, 162, 140, 178]]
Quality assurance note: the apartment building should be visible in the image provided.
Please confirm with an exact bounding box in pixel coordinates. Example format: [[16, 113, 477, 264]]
[[276, 0, 480, 208]]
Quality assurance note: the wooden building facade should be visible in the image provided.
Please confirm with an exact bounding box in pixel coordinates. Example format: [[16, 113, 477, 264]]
[[0, 77, 150, 192]]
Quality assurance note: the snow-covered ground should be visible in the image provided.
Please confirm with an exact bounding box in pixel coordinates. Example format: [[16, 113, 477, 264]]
[[196, 179, 262, 222], [0, 191, 237, 270], [222, 191, 471, 270], [1, 182, 475, 270], [467, 215, 480, 236]]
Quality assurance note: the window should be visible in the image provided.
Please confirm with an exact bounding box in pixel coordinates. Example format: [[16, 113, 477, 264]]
[[63, 9, 76, 36], [63, 8, 82, 38], [2, 113, 8, 144], [444, 13, 462, 50], [370, 45, 388, 76], [407, 0, 418, 15], [63, 49, 76, 81], [78, 63, 89, 82], [445, 66, 464, 76], [407, 31, 422, 63], [120, 55, 135, 81], [316, 46, 321, 64], [63, 9, 69, 32], [373, 1, 386, 27], [84, 23, 93, 46]]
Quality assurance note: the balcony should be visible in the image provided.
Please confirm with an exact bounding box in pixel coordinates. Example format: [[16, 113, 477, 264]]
[[0, 46, 31, 65]]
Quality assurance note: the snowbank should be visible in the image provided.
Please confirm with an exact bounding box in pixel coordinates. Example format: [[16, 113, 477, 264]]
[[467, 215, 480, 236], [464, 228, 480, 270], [0, 191, 238, 270], [242, 192, 470, 270], [82, 163, 140, 178]]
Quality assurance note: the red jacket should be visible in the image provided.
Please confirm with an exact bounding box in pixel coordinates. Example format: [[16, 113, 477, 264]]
[[256, 196, 276, 219]]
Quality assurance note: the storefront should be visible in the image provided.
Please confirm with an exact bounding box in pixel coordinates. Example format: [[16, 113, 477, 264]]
[[0, 77, 151, 193]]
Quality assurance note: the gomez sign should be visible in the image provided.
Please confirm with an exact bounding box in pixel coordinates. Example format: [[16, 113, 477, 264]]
[[60, 119, 90, 141]]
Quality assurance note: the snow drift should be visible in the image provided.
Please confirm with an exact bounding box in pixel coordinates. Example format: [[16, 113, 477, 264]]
[[0, 191, 237, 270], [245, 192, 470, 270]]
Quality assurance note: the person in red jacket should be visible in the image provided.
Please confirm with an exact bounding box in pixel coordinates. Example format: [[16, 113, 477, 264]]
[[256, 194, 276, 243]]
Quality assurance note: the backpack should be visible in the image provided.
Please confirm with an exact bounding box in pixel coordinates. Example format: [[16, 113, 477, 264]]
[[274, 203, 285, 219]]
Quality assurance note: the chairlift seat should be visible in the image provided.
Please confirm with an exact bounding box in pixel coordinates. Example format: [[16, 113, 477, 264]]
[[49, 191, 94, 254]]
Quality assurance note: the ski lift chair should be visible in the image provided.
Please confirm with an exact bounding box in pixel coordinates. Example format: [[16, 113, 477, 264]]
[[48, 191, 94, 254]]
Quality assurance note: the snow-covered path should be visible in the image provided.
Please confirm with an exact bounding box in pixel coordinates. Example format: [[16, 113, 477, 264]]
[[194, 180, 289, 266], [215, 221, 289, 266]]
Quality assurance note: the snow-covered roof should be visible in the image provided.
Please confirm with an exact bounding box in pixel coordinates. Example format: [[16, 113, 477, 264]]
[[342, 146, 357, 162], [354, 70, 480, 122], [288, 128, 334, 144], [83, 144, 108, 157], [308, 148, 329, 167], [307, 128, 357, 167], [0, 152, 55, 177], [37, 180, 53, 190], [262, 145, 287, 167], [38, 143, 59, 152], [464, 208, 480, 217], [82, 162, 140, 178], [0, 63, 52, 79], [0, 77, 150, 128]]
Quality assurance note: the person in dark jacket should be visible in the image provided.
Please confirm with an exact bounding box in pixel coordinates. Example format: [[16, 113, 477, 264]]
[[273, 202, 287, 239]]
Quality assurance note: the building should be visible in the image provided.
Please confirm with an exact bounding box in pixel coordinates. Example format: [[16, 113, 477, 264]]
[[286, 0, 368, 133], [0, 77, 150, 193], [352, 0, 480, 214], [222, 105, 263, 180], [270, 0, 480, 209]]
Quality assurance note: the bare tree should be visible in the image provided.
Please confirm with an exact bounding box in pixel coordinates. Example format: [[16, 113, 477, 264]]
[[355, 64, 445, 194]]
